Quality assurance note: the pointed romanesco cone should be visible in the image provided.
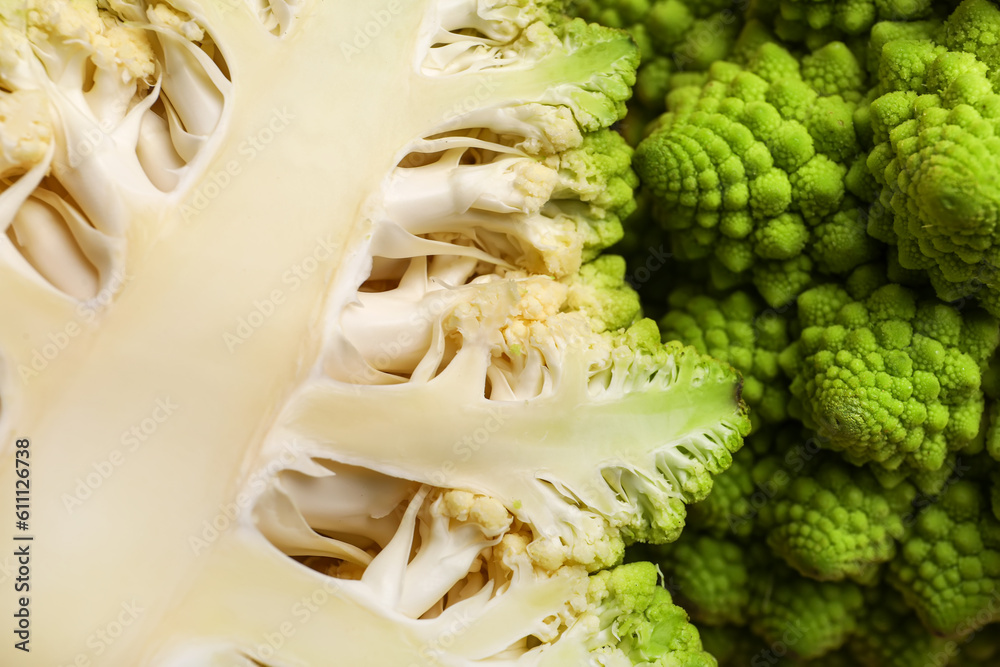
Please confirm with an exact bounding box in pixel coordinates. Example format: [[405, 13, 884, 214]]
[[863, 0, 1000, 317], [634, 33, 881, 307], [781, 265, 999, 472]]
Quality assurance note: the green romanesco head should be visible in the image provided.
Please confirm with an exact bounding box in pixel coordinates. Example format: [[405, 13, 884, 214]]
[[940, 0, 1000, 81], [758, 452, 916, 583], [845, 585, 953, 667], [782, 267, 999, 472], [659, 287, 792, 427], [653, 532, 751, 626], [864, 0, 1000, 317], [634, 35, 881, 307], [761, 0, 937, 45], [888, 479, 1000, 637], [746, 562, 866, 660]]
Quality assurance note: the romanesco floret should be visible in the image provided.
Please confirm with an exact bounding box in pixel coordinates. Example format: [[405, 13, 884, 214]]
[[634, 35, 881, 307], [889, 480, 1000, 637], [845, 585, 952, 667], [549, 128, 640, 266], [862, 0, 1000, 317], [685, 442, 760, 539], [746, 562, 865, 660], [577, 561, 717, 666], [757, 0, 937, 46], [686, 445, 760, 539], [758, 452, 916, 583], [654, 533, 750, 626], [781, 267, 999, 471], [869, 451, 973, 500], [668, 423, 799, 545], [566, 255, 643, 332]]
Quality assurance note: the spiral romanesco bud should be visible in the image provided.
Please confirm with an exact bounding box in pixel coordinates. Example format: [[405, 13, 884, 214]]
[[635, 37, 880, 306], [781, 268, 999, 472]]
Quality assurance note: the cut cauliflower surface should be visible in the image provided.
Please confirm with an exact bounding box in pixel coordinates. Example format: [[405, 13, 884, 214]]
[[0, 0, 747, 664]]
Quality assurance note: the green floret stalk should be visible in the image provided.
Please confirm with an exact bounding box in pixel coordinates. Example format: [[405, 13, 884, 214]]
[[295, 316, 749, 555]]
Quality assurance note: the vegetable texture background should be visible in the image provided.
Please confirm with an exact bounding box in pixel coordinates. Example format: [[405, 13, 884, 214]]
[[574, 0, 1000, 664], [2, 0, 1000, 665]]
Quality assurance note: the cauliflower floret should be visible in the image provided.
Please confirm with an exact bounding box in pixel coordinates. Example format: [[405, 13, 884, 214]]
[[147, 3, 206, 42], [440, 489, 512, 536], [28, 0, 156, 82], [0, 90, 53, 178]]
